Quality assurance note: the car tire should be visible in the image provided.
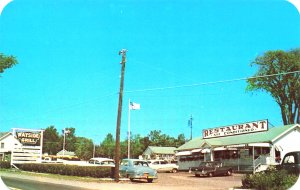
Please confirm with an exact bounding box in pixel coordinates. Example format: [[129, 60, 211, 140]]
[[208, 172, 214, 177], [147, 179, 153, 183], [172, 168, 178, 173], [130, 178, 134, 182]]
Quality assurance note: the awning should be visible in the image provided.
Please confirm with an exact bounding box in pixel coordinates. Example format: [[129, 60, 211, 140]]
[[201, 149, 211, 153], [175, 151, 192, 156], [248, 143, 271, 147], [213, 147, 226, 151], [227, 148, 238, 151], [227, 144, 246, 148], [213, 147, 237, 151], [191, 149, 202, 153]]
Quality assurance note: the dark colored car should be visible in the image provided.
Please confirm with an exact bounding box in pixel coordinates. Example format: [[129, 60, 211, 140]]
[[277, 151, 300, 175], [119, 159, 158, 183], [189, 161, 233, 177]]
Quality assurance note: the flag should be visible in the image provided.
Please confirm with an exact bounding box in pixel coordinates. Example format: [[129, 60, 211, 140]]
[[63, 129, 71, 134], [129, 102, 140, 110]]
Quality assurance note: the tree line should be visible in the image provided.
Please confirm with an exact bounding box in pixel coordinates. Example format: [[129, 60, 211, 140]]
[[42, 126, 186, 160]]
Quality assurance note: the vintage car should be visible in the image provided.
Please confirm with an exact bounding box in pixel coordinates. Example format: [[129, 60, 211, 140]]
[[147, 160, 179, 173], [189, 161, 233, 177], [88, 157, 115, 167], [276, 151, 300, 175], [119, 159, 158, 183]]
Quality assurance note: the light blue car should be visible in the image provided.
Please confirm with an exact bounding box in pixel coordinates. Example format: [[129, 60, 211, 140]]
[[120, 159, 158, 183]]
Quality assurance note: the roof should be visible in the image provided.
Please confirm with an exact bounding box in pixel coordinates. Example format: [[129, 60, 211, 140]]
[[177, 124, 299, 151], [146, 146, 177, 154], [56, 150, 75, 156], [90, 157, 114, 161], [0, 132, 11, 141]]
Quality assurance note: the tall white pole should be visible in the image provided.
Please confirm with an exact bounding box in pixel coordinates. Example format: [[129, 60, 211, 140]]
[[63, 128, 66, 157], [93, 143, 95, 158], [128, 99, 131, 159]]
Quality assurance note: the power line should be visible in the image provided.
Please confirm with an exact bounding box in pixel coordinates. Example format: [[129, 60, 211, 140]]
[[124, 70, 300, 94]]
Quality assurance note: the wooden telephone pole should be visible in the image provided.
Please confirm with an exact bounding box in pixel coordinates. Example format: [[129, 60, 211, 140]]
[[114, 49, 127, 182]]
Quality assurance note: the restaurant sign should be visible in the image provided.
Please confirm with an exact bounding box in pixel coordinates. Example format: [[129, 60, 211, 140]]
[[202, 120, 268, 139], [16, 131, 41, 146]]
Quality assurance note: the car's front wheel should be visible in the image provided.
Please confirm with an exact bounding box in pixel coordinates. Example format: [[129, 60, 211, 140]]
[[147, 179, 153, 183], [208, 172, 214, 177], [172, 168, 178, 173]]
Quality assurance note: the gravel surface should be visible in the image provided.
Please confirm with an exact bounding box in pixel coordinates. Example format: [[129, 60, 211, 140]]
[[0, 170, 243, 190]]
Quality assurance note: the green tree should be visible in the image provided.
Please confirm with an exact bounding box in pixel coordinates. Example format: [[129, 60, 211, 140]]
[[99, 133, 115, 158], [75, 137, 93, 160], [43, 126, 61, 155], [176, 134, 186, 147], [247, 49, 300, 124], [60, 127, 77, 152], [0, 53, 18, 76], [130, 134, 146, 158]]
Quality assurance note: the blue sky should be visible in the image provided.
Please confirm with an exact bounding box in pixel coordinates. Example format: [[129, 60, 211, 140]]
[[0, 0, 299, 143]]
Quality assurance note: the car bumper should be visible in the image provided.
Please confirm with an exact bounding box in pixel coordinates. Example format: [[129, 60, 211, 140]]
[[132, 173, 158, 179]]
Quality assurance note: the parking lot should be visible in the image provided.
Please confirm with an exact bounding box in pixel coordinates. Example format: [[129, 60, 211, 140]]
[[127, 172, 243, 190], [1, 170, 244, 190]]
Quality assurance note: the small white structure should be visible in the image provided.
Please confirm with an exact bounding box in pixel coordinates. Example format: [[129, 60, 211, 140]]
[[0, 132, 22, 161]]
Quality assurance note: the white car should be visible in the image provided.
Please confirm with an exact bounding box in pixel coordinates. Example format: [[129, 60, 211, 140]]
[[88, 157, 115, 167], [147, 160, 179, 173]]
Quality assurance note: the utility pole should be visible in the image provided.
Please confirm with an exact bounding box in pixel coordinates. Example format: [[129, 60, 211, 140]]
[[188, 114, 193, 140], [114, 49, 127, 182]]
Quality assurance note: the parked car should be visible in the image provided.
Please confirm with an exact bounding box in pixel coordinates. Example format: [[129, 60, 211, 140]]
[[119, 159, 158, 183], [88, 157, 115, 167], [147, 160, 179, 173], [189, 161, 233, 177], [277, 151, 300, 175]]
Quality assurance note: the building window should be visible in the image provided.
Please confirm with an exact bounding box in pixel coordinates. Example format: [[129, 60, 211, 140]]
[[1, 142, 4, 149]]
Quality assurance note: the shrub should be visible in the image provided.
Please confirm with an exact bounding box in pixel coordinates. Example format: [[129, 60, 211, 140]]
[[242, 168, 298, 190], [17, 163, 113, 178], [0, 161, 11, 169]]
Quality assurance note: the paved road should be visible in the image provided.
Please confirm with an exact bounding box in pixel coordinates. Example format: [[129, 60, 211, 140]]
[[2, 176, 92, 190]]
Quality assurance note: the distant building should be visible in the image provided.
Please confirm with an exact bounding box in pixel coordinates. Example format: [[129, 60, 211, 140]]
[[56, 149, 75, 157], [142, 146, 176, 161], [0, 132, 22, 161]]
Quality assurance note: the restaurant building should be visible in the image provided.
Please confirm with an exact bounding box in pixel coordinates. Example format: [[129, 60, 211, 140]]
[[175, 120, 300, 173]]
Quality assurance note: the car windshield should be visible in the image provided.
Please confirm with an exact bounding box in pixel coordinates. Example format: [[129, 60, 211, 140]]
[[199, 162, 213, 167], [120, 160, 129, 166], [133, 161, 149, 167], [102, 161, 115, 165]]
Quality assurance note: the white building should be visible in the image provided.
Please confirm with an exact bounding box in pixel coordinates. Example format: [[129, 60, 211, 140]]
[[175, 122, 300, 172], [0, 132, 22, 161]]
